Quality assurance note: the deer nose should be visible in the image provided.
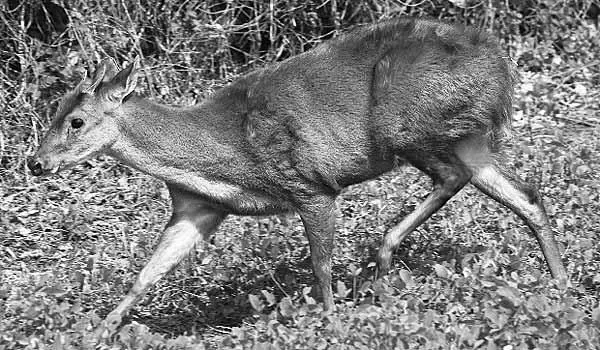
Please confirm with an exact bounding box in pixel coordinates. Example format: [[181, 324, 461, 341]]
[[27, 157, 44, 176]]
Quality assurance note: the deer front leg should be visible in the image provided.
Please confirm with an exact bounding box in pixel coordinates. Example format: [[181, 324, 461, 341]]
[[297, 195, 337, 311], [101, 188, 227, 332]]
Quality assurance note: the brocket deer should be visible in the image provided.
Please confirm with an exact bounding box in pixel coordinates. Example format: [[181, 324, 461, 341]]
[[28, 18, 568, 330]]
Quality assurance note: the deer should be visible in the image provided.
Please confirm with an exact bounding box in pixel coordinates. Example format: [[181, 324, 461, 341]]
[[28, 18, 568, 331]]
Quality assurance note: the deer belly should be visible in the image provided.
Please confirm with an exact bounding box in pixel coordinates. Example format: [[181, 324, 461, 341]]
[[166, 171, 290, 216]]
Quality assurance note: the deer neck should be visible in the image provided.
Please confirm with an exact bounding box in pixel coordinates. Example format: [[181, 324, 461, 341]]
[[108, 95, 247, 197]]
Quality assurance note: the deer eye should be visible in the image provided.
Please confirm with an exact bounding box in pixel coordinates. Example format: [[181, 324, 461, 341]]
[[71, 118, 84, 129]]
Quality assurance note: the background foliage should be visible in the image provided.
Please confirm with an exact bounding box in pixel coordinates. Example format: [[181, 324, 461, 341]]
[[1, 0, 599, 348]]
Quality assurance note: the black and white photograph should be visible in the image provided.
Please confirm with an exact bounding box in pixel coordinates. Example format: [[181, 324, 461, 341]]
[[1, 0, 599, 348]]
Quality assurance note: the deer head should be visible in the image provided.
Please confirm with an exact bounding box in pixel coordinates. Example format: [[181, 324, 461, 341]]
[[28, 57, 140, 176]]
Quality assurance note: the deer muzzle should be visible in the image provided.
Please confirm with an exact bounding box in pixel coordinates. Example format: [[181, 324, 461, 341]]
[[27, 156, 60, 176], [27, 157, 45, 176]]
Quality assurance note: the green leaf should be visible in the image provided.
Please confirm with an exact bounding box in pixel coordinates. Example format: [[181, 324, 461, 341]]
[[279, 298, 296, 318], [262, 290, 276, 306], [496, 286, 522, 307], [249, 294, 264, 312], [398, 270, 415, 288], [336, 280, 350, 298], [592, 306, 600, 326], [433, 264, 450, 279]]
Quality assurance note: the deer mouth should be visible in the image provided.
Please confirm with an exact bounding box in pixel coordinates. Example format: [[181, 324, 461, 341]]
[[28, 157, 63, 176], [49, 162, 62, 174]]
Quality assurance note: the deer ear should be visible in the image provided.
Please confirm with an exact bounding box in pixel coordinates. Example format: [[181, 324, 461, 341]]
[[100, 57, 120, 82], [81, 58, 120, 94], [107, 57, 140, 102]]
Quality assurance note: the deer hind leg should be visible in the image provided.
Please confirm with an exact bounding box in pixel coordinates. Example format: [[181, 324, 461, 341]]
[[377, 153, 472, 276], [458, 144, 568, 280], [102, 186, 227, 331]]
